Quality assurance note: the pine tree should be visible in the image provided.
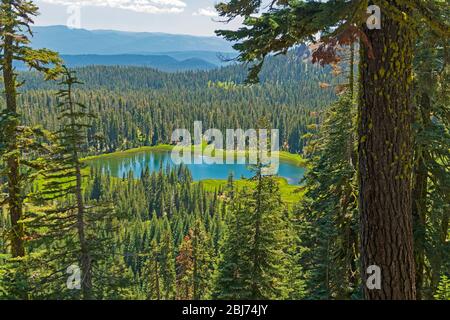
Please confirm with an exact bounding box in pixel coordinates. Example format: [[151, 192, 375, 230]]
[[55, 67, 93, 298], [192, 218, 214, 300], [297, 92, 359, 299], [145, 240, 162, 300], [176, 232, 194, 300], [159, 217, 176, 300], [28, 67, 111, 299], [412, 23, 449, 299], [0, 0, 61, 258], [215, 173, 289, 299]]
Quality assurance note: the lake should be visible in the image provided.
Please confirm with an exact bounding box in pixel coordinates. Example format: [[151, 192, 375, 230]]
[[86, 150, 306, 185]]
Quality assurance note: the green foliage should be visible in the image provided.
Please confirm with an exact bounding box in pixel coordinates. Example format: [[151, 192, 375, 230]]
[[434, 275, 450, 300], [214, 169, 300, 299], [412, 24, 450, 299], [296, 92, 359, 299]]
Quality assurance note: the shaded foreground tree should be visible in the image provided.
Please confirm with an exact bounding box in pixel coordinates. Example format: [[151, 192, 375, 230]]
[[411, 26, 449, 299], [298, 92, 359, 299], [215, 0, 449, 299]]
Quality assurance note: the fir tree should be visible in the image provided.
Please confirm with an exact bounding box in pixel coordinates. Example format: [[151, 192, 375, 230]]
[[28, 67, 111, 299], [145, 240, 162, 300], [176, 232, 194, 300], [0, 0, 61, 258], [158, 217, 176, 300], [192, 218, 214, 300], [215, 174, 289, 299]]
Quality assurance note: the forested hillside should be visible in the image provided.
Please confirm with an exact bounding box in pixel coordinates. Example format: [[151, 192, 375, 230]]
[[16, 55, 337, 154]]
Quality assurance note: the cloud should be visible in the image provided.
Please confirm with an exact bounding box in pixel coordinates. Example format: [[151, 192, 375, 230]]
[[192, 7, 218, 17], [40, 0, 187, 14]]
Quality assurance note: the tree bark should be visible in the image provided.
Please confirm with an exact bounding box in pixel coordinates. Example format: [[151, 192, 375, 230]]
[[358, 3, 416, 300]]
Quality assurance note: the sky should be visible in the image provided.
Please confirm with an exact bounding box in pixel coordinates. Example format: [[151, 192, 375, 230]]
[[34, 0, 244, 36]]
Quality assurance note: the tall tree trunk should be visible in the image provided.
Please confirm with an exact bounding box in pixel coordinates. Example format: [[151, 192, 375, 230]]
[[358, 3, 416, 300], [2, 11, 25, 258]]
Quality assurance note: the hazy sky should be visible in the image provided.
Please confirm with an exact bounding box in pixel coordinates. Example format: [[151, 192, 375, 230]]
[[34, 0, 244, 36]]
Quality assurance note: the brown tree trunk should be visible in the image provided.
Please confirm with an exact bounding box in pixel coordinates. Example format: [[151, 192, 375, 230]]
[[358, 3, 416, 300], [2, 9, 25, 258]]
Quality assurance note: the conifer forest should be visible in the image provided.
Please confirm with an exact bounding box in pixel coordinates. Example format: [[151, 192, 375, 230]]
[[0, 0, 449, 302]]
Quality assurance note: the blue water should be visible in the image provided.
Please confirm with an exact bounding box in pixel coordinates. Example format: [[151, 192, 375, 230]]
[[87, 151, 305, 185]]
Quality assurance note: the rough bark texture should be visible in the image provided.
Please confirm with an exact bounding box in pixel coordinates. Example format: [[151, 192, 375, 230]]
[[2, 8, 25, 258], [358, 3, 416, 300]]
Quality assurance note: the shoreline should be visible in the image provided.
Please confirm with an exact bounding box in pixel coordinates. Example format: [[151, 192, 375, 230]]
[[82, 144, 307, 167]]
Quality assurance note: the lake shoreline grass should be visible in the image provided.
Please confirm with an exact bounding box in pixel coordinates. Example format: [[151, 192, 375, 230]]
[[199, 177, 306, 205], [82, 144, 307, 167]]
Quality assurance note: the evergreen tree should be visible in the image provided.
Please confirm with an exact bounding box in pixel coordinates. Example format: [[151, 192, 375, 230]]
[[145, 240, 162, 300], [158, 217, 176, 300], [28, 67, 111, 299], [0, 0, 61, 258], [215, 173, 289, 299], [176, 232, 194, 300], [412, 23, 449, 299], [213, 199, 245, 299], [297, 92, 359, 299], [192, 218, 214, 300]]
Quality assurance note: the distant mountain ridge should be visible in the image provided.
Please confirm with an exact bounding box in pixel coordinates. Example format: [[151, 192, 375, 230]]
[[28, 26, 237, 71], [32, 26, 235, 55]]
